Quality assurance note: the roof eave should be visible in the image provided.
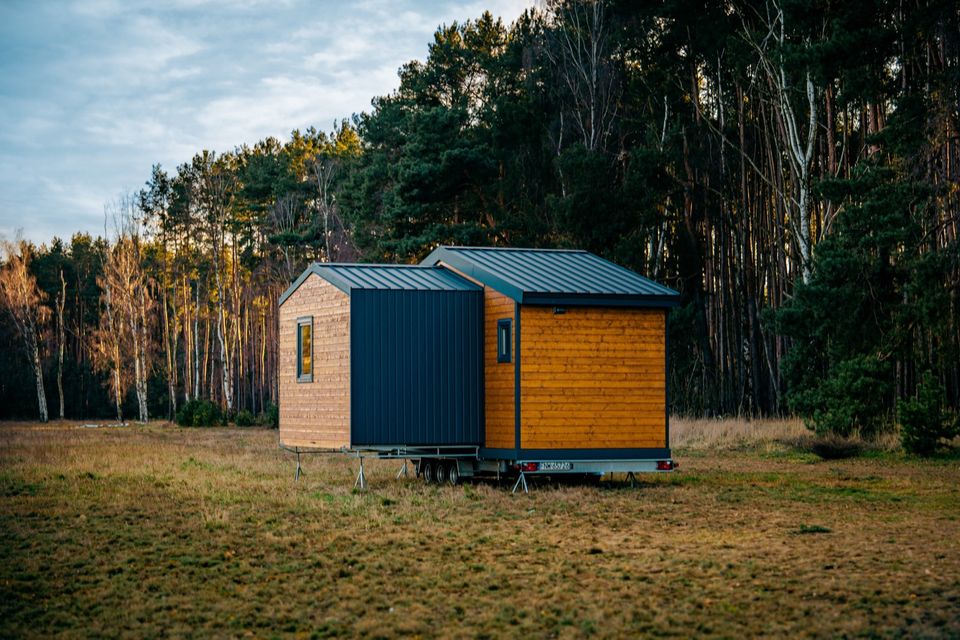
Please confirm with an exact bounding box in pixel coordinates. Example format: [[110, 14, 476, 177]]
[[521, 292, 681, 308]]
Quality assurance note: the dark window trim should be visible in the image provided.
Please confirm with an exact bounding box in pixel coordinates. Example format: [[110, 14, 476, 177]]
[[297, 316, 313, 383], [497, 318, 512, 363]]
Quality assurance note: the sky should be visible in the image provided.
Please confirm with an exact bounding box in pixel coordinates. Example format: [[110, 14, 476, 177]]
[[0, 0, 533, 245]]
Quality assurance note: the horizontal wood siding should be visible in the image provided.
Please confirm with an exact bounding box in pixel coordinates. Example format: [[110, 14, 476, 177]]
[[485, 287, 515, 448], [520, 306, 666, 449], [278, 274, 350, 449]]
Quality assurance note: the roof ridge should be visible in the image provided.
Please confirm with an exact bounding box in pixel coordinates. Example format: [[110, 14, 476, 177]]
[[312, 262, 435, 268]]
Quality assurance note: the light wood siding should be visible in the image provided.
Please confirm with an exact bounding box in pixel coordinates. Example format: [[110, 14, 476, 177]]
[[279, 274, 350, 449], [485, 287, 515, 448], [520, 306, 666, 449]]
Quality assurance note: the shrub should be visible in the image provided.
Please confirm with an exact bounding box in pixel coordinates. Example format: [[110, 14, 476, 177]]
[[175, 399, 223, 427], [174, 401, 195, 427], [898, 372, 958, 456], [801, 355, 891, 437], [234, 410, 255, 427], [258, 403, 279, 429]]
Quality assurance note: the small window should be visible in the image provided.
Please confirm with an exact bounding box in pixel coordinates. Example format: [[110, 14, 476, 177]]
[[497, 318, 512, 363], [297, 317, 313, 382]]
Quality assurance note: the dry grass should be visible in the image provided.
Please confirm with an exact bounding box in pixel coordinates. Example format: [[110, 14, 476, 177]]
[[670, 416, 903, 454], [2, 420, 959, 638], [670, 416, 810, 450]]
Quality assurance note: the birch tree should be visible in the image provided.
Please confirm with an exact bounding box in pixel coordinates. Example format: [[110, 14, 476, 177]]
[[96, 254, 125, 422], [98, 198, 154, 423], [743, 0, 819, 283], [192, 151, 236, 413], [543, 0, 621, 153], [0, 240, 51, 422]]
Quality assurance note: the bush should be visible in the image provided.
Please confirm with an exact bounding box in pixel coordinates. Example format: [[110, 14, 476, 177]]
[[234, 410, 255, 427], [802, 355, 891, 437], [258, 403, 279, 429], [175, 399, 223, 427], [899, 372, 958, 456]]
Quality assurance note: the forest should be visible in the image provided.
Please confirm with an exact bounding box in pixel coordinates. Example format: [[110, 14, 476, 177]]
[[1, 0, 958, 448]]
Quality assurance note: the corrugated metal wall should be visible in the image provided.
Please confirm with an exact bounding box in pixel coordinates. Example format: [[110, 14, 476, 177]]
[[350, 289, 483, 447]]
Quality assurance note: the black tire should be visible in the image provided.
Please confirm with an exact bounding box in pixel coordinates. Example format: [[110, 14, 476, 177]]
[[448, 461, 461, 486], [435, 460, 449, 484], [422, 460, 435, 484]]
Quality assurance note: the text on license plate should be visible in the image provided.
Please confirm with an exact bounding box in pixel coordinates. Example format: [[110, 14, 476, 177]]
[[539, 461, 573, 471]]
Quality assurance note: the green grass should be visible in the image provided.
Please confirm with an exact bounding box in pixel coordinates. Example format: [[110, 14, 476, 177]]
[[1, 421, 959, 638]]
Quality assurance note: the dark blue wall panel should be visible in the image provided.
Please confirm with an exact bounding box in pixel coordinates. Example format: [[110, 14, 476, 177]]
[[350, 289, 483, 447]]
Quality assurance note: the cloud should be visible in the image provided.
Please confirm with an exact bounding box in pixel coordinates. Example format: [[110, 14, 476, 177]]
[[0, 0, 537, 244]]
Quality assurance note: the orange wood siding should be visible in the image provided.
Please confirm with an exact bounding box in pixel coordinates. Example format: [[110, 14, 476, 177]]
[[485, 287, 516, 448], [520, 306, 666, 449], [278, 274, 351, 449]]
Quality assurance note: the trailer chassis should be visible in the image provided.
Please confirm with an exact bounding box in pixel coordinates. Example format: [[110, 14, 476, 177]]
[[281, 443, 675, 493]]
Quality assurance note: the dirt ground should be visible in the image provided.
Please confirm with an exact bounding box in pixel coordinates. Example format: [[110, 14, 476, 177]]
[[1, 420, 958, 638]]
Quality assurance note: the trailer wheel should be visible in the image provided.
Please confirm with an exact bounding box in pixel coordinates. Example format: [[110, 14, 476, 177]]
[[448, 461, 460, 486], [435, 460, 449, 484], [422, 460, 435, 484]]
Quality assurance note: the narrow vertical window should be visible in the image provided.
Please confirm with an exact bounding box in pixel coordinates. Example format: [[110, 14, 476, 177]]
[[497, 318, 512, 363], [297, 317, 313, 382]]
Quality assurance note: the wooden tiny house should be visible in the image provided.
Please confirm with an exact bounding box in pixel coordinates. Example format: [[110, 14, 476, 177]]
[[422, 247, 678, 463], [279, 247, 680, 485]]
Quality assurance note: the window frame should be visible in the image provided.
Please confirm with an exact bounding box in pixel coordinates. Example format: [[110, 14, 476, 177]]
[[497, 318, 512, 364], [296, 316, 313, 383]]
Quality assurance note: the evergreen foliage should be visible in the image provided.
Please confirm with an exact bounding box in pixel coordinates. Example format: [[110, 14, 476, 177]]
[[234, 410, 256, 427], [176, 399, 223, 427], [899, 372, 958, 455]]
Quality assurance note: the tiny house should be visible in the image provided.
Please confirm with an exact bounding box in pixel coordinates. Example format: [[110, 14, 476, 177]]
[[278, 247, 680, 486]]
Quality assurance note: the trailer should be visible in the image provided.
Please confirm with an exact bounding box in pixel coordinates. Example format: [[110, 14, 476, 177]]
[[277, 246, 680, 491]]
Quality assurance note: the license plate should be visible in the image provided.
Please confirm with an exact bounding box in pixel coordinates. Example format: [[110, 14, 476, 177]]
[[539, 461, 573, 471]]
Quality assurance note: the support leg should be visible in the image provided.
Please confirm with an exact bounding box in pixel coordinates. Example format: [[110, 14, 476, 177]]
[[627, 472, 637, 488], [295, 449, 303, 482], [354, 457, 367, 490], [396, 460, 408, 480], [511, 472, 529, 494]]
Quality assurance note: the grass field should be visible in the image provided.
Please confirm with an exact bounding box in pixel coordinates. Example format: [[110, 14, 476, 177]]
[[2, 420, 958, 638]]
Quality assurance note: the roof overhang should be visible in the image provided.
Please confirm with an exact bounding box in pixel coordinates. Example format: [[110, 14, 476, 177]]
[[422, 246, 681, 307], [521, 293, 680, 308]]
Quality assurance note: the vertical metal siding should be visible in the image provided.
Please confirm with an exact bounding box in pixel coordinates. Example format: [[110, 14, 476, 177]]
[[350, 288, 483, 447]]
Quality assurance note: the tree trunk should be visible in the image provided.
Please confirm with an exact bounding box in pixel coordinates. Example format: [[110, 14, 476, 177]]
[[194, 285, 201, 400], [162, 283, 176, 418], [214, 259, 233, 413], [133, 285, 149, 423], [32, 340, 48, 422], [57, 269, 66, 420]]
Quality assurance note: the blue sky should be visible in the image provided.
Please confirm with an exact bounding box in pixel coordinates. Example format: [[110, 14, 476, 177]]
[[0, 0, 532, 244]]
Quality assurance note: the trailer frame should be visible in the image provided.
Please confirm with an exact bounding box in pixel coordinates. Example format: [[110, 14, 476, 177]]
[[280, 442, 675, 493]]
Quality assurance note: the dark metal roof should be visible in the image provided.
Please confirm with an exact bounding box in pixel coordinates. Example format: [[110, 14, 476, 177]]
[[279, 263, 479, 305], [421, 246, 680, 307]]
